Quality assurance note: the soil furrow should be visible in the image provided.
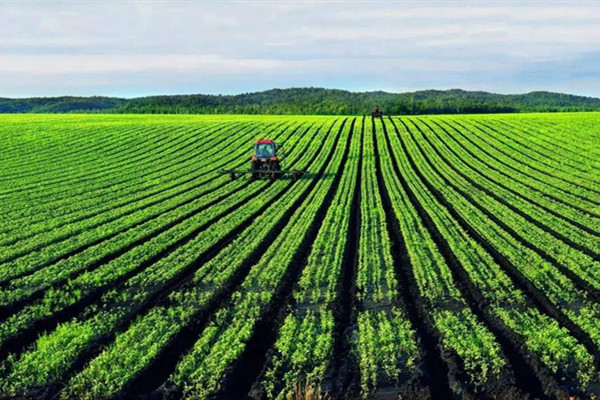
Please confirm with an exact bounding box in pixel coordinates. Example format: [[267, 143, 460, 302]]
[[451, 120, 600, 207], [475, 120, 600, 190], [0, 181, 265, 361], [440, 118, 600, 218], [373, 118, 453, 400], [201, 118, 354, 400], [428, 119, 600, 239], [119, 119, 349, 400], [393, 117, 600, 373], [331, 116, 362, 396], [389, 118, 553, 398], [413, 119, 600, 289], [408, 119, 600, 306]]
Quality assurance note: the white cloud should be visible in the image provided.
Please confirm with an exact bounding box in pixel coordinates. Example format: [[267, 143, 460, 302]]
[[0, 1, 599, 96], [0, 53, 514, 77], [333, 5, 600, 22], [0, 54, 298, 74]]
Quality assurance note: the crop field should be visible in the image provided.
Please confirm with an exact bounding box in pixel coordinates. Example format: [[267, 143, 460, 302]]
[[0, 113, 599, 399]]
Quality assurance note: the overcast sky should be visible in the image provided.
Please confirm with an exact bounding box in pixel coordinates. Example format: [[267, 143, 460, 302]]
[[1, 1, 600, 98]]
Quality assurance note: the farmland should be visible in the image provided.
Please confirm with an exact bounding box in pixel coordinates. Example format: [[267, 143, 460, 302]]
[[0, 112, 599, 399]]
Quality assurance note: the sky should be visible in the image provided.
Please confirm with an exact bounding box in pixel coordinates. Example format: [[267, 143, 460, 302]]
[[1, 1, 600, 98]]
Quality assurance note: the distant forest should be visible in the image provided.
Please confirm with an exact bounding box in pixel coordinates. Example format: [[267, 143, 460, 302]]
[[2, 88, 600, 115]]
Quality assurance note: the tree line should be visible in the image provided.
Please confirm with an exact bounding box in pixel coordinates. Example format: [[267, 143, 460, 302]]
[[2, 88, 600, 114]]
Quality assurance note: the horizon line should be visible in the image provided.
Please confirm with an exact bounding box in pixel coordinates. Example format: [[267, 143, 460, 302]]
[[3, 87, 600, 100]]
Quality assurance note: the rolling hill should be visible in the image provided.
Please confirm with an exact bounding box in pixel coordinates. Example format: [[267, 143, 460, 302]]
[[2, 88, 600, 114]]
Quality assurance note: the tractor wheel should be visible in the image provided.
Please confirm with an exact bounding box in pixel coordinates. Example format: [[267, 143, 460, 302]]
[[271, 160, 280, 180], [251, 160, 261, 181]]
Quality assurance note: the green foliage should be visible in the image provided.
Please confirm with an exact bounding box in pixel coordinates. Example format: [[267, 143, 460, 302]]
[[353, 309, 419, 397], [1, 113, 600, 399], [3, 88, 600, 114]]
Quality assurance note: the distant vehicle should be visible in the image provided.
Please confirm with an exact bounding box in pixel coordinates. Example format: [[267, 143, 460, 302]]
[[220, 139, 305, 180], [371, 107, 383, 119]]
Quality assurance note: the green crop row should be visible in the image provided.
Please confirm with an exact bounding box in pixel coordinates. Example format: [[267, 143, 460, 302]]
[[489, 118, 600, 178], [350, 120, 421, 397], [391, 117, 599, 395], [57, 119, 338, 400], [0, 120, 331, 396], [258, 119, 359, 399], [2, 123, 192, 196], [427, 118, 600, 240], [167, 120, 351, 399], [472, 119, 600, 188], [0, 122, 292, 284], [0, 122, 255, 254], [373, 119, 511, 395], [519, 114, 600, 155], [410, 119, 600, 291], [0, 120, 246, 222], [1, 122, 153, 177], [0, 122, 301, 286], [1, 112, 599, 399], [0, 121, 247, 220], [443, 118, 600, 216]]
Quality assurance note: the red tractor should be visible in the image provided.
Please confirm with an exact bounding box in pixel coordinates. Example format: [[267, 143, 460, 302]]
[[251, 139, 280, 179], [220, 139, 305, 181]]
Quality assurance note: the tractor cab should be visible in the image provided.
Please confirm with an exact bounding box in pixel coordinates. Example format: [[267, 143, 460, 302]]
[[254, 140, 277, 160]]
